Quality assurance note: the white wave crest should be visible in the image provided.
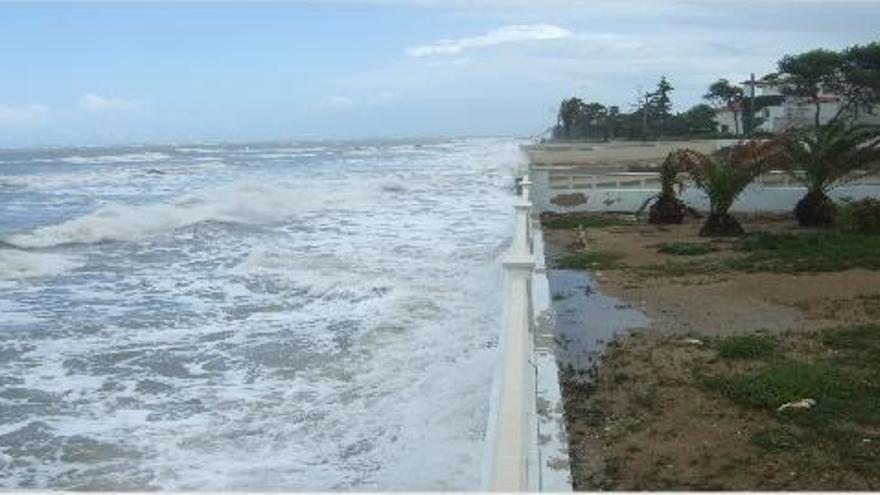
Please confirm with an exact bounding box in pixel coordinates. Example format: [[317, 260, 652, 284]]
[[6, 181, 376, 248], [59, 152, 170, 165], [1, 161, 227, 190], [0, 250, 82, 279]]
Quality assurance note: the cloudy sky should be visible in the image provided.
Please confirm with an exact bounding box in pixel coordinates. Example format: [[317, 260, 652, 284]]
[[1, 1, 878, 146]]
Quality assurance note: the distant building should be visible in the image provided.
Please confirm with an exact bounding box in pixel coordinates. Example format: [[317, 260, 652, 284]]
[[714, 101, 745, 135], [714, 78, 880, 135]]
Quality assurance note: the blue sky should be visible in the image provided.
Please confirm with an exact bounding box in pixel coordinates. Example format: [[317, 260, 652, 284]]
[[1, 0, 878, 147]]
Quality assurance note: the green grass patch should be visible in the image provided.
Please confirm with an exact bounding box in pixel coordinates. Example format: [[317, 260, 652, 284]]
[[540, 214, 629, 230], [633, 259, 721, 278], [750, 427, 801, 452], [822, 324, 880, 370], [822, 324, 880, 354], [706, 325, 880, 432], [727, 231, 880, 273], [717, 334, 778, 360], [555, 250, 623, 270], [657, 241, 717, 256]]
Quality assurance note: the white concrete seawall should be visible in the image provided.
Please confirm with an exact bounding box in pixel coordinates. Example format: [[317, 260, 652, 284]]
[[482, 176, 572, 492]]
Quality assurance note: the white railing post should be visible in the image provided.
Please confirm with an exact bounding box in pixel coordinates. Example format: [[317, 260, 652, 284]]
[[520, 176, 532, 202], [513, 199, 532, 255], [486, 174, 537, 492]]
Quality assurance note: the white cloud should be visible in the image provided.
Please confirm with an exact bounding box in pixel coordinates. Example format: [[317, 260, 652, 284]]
[[0, 104, 49, 127], [79, 93, 139, 112], [406, 23, 573, 57]]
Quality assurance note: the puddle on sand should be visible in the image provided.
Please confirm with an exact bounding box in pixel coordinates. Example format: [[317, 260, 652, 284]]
[[548, 269, 649, 381]]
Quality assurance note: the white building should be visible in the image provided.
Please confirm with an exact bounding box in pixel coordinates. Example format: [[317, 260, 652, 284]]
[[715, 78, 880, 135], [715, 101, 745, 135]]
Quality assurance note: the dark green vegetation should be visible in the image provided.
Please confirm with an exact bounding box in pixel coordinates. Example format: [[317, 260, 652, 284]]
[[778, 124, 880, 226], [554, 250, 623, 270], [838, 197, 880, 234], [704, 78, 745, 134], [644, 231, 880, 275], [749, 427, 801, 452], [716, 334, 779, 359], [777, 43, 880, 129], [644, 152, 689, 225], [552, 77, 719, 141], [656, 241, 716, 256], [551, 41, 880, 142], [666, 142, 787, 236], [545, 211, 880, 275], [705, 325, 880, 479], [729, 231, 880, 273], [539, 213, 629, 230]]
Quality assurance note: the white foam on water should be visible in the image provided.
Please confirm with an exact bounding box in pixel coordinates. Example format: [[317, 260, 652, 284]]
[[1, 161, 228, 190], [6, 180, 378, 248], [58, 152, 170, 164], [0, 138, 524, 490], [0, 249, 82, 279]]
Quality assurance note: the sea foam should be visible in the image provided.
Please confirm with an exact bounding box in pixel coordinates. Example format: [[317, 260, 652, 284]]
[[5, 181, 377, 248], [0, 249, 82, 279]]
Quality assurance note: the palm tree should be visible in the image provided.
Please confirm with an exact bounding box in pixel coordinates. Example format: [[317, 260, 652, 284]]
[[642, 151, 691, 224], [669, 141, 784, 236], [778, 123, 880, 226]]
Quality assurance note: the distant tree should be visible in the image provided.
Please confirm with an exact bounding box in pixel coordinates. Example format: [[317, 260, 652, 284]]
[[679, 104, 718, 135], [777, 49, 844, 128], [579, 102, 608, 140], [631, 87, 652, 140], [835, 42, 880, 119], [606, 105, 621, 140], [648, 76, 675, 135], [704, 79, 744, 135], [557, 97, 586, 139]]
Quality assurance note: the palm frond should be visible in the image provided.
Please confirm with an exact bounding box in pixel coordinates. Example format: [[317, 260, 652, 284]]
[[778, 123, 880, 193]]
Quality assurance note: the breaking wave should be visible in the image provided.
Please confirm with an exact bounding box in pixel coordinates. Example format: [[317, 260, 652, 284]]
[[58, 152, 171, 164], [5, 181, 377, 248], [0, 249, 82, 279]]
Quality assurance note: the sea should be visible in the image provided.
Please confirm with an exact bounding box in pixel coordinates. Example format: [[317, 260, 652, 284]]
[[0, 138, 522, 490]]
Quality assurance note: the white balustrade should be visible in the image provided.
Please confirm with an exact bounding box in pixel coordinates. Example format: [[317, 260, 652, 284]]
[[485, 175, 537, 492]]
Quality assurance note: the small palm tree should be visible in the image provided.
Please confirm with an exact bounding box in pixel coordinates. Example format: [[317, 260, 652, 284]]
[[778, 123, 880, 226], [669, 141, 784, 236], [643, 151, 691, 224]]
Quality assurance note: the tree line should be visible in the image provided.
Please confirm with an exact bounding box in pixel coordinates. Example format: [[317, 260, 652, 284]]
[[552, 41, 880, 141], [554, 76, 718, 141]]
